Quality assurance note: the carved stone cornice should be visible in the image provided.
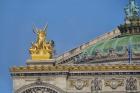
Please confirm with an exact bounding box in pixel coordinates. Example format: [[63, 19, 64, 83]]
[[10, 64, 140, 72]]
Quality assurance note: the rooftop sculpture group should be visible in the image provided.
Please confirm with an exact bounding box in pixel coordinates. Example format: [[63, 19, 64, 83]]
[[29, 25, 54, 60], [125, 0, 139, 19]]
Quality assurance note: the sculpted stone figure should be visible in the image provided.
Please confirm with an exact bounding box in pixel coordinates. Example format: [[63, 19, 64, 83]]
[[95, 50, 102, 58], [126, 77, 137, 91], [125, 0, 139, 18], [91, 78, 102, 92]]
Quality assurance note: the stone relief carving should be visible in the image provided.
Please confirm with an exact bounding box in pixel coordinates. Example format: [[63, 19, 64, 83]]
[[95, 50, 102, 58], [108, 48, 117, 57], [126, 77, 137, 91], [70, 79, 88, 90], [91, 78, 102, 92], [21, 87, 58, 93], [76, 47, 136, 63], [105, 78, 124, 89], [15, 78, 65, 93]]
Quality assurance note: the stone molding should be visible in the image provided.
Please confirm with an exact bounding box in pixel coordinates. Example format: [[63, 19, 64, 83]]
[[15, 78, 65, 93], [10, 64, 140, 72]]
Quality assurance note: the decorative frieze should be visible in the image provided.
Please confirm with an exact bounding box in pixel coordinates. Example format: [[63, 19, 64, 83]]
[[105, 78, 124, 89], [69, 79, 89, 90], [11, 72, 140, 77], [10, 64, 140, 73], [76, 46, 140, 64]]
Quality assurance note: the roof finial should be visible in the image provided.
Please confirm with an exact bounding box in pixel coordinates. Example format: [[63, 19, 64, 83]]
[[125, 0, 139, 19]]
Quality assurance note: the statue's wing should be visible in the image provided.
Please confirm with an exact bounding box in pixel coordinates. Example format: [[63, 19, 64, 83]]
[[44, 24, 48, 32], [33, 24, 38, 34]]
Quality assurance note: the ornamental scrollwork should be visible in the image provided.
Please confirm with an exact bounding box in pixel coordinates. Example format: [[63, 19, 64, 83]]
[[70, 79, 88, 90], [105, 78, 124, 89]]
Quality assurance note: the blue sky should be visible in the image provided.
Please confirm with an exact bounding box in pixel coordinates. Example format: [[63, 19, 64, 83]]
[[0, 0, 139, 93]]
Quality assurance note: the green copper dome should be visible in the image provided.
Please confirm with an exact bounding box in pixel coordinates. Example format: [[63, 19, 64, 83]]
[[83, 34, 140, 56]]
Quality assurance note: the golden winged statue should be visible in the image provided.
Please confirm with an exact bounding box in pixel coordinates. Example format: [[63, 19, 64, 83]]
[[29, 25, 54, 60]]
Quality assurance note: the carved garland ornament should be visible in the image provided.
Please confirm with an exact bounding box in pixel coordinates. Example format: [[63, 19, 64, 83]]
[[105, 78, 124, 89], [70, 79, 88, 90]]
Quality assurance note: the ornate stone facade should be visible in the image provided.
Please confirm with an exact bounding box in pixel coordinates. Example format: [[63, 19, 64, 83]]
[[12, 75, 140, 93], [15, 78, 65, 93], [11, 64, 140, 93], [10, 0, 140, 93]]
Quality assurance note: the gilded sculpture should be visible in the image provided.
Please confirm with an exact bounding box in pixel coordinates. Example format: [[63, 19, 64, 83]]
[[29, 25, 54, 60]]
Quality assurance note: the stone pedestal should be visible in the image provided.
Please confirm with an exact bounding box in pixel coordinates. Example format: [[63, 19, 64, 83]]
[[26, 59, 55, 65]]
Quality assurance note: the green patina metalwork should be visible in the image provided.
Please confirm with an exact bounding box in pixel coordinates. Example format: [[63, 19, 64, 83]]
[[125, 0, 139, 18], [82, 34, 140, 56], [82, 0, 140, 57]]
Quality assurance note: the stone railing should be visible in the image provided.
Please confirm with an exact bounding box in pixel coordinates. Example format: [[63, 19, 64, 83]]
[[56, 28, 121, 64]]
